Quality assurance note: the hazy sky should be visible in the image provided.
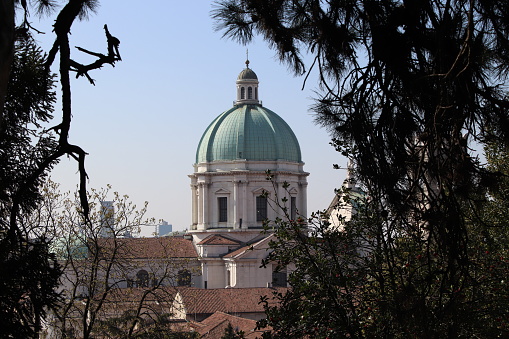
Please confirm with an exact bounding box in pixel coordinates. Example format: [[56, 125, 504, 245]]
[[32, 1, 347, 234]]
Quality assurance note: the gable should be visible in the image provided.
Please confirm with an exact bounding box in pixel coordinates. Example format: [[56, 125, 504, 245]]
[[251, 187, 269, 195], [197, 234, 241, 246], [223, 234, 274, 260], [214, 188, 231, 194], [289, 187, 298, 194]]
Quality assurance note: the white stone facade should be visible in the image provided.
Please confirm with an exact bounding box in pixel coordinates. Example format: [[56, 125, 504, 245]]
[[188, 62, 308, 289], [190, 160, 308, 231]]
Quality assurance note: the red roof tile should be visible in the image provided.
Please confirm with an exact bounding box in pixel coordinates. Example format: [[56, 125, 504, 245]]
[[104, 287, 285, 313], [197, 234, 241, 246], [197, 311, 268, 338], [223, 235, 273, 258], [176, 287, 285, 315], [223, 244, 252, 258], [96, 237, 198, 259]]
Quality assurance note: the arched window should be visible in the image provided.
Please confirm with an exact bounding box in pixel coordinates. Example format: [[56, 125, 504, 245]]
[[136, 269, 149, 287], [177, 269, 191, 286], [255, 87, 258, 100], [241, 87, 245, 99], [248, 87, 253, 99]]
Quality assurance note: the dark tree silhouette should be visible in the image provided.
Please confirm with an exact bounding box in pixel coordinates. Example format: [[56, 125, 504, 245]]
[[0, 1, 121, 337], [214, 1, 509, 337]]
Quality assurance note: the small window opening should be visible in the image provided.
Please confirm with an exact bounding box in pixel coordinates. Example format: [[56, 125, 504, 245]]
[[136, 269, 149, 288], [177, 270, 191, 286], [256, 195, 268, 222], [248, 87, 253, 99], [272, 271, 287, 287], [218, 197, 228, 222], [291, 196, 297, 220]]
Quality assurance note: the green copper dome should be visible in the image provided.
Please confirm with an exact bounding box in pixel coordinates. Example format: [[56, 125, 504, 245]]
[[196, 104, 302, 163]]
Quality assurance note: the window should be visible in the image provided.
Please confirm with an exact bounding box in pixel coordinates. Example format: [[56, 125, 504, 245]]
[[255, 87, 258, 99], [248, 87, 253, 99], [241, 87, 245, 99], [136, 269, 149, 288], [218, 197, 228, 222], [291, 196, 297, 220], [256, 196, 268, 222], [177, 270, 191, 286], [272, 271, 287, 287]]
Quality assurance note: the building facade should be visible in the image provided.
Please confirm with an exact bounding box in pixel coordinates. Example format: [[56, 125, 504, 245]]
[[189, 61, 308, 289]]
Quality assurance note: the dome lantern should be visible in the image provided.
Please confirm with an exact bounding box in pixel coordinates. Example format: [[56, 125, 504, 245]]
[[196, 61, 302, 164], [236, 59, 260, 105]]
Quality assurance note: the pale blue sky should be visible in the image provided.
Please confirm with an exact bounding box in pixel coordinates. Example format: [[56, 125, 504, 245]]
[[32, 1, 347, 233]]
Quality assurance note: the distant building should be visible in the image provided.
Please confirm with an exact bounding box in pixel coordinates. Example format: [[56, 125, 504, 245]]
[[99, 200, 115, 237], [326, 160, 365, 231], [157, 220, 173, 236], [188, 60, 308, 289]]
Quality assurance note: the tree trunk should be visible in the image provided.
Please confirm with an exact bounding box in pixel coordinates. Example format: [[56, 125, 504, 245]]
[[0, 0, 15, 134]]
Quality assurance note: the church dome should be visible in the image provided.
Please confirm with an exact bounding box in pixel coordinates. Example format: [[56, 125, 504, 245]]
[[196, 104, 302, 163], [196, 61, 302, 164]]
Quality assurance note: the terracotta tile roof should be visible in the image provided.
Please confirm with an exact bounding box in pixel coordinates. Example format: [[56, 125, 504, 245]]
[[197, 234, 241, 245], [103, 286, 285, 312], [223, 244, 252, 258], [102, 287, 179, 303], [96, 237, 198, 259], [195, 311, 269, 338], [223, 235, 273, 258], [176, 287, 285, 315]]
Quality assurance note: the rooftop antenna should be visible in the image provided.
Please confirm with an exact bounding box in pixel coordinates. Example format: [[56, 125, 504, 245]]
[[245, 48, 250, 68]]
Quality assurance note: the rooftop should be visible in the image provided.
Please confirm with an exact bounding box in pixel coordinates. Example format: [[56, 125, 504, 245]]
[[97, 237, 198, 259]]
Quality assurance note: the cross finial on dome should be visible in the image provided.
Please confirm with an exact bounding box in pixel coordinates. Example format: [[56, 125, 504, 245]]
[[246, 49, 250, 68]]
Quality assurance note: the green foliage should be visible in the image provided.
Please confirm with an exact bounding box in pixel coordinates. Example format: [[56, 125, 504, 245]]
[[0, 35, 60, 338], [0, 36, 58, 228], [222, 322, 246, 339], [95, 311, 199, 339], [258, 182, 509, 338], [1, 1, 121, 336]]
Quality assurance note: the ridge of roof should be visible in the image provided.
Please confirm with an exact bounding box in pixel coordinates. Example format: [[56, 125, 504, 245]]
[[223, 234, 274, 258], [197, 311, 262, 338], [96, 237, 198, 259], [197, 234, 241, 246]]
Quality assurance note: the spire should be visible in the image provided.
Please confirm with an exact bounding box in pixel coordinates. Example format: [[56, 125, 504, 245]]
[[246, 49, 250, 68]]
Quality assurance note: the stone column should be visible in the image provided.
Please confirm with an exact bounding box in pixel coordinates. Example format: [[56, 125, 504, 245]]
[[191, 183, 197, 229], [203, 181, 209, 230], [299, 181, 308, 219], [233, 180, 239, 229], [241, 180, 247, 229], [197, 182, 204, 230], [276, 175, 286, 217]]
